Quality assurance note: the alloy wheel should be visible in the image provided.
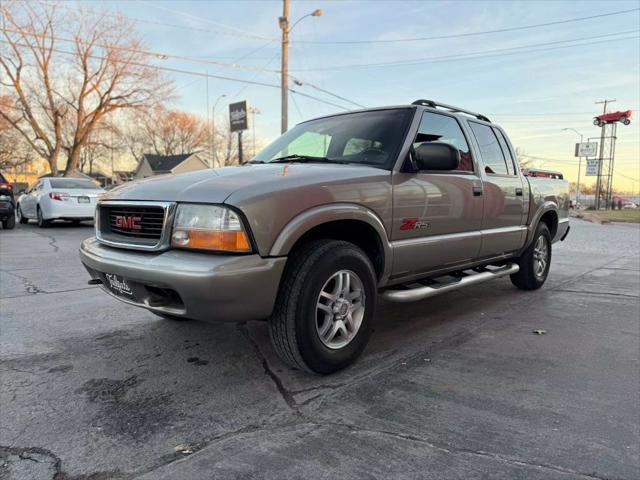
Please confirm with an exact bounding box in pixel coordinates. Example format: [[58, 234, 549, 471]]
[[315, 269, 366, 350], [533, 235, 549, 279]]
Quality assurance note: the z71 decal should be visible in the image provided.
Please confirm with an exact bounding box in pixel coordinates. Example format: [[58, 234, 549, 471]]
[[400, 218, 431, 231]]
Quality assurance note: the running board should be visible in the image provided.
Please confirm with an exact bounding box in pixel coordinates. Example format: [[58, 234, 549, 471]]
[[382, 263, 519, 303]]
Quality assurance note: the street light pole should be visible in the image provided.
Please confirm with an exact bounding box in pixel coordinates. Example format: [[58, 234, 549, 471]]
[[249, 106, 261, 157], [279, 3, 322, 134], [562, 128, 584, 206], [211, 94, 226, 168]]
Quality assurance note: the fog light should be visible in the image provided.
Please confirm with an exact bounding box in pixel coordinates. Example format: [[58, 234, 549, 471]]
[[171, 230, 190, 246]]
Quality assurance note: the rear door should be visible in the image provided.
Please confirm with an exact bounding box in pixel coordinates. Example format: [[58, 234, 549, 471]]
[[391, 110, 484, 279], [467, 122, 525, 257]]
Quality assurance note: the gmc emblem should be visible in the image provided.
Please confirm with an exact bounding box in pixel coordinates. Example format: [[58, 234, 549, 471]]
[[114, 215, 142, 230]]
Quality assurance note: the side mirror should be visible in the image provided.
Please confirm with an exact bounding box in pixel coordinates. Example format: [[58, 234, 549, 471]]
[[414, 143, 460, 171]]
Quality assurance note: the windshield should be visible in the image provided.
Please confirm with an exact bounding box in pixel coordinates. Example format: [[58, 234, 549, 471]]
[[48, 178, 101, 189], [252, 108, 413, 169]]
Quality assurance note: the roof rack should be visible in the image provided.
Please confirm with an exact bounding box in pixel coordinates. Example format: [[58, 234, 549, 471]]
[[411, 99, 491, 123]]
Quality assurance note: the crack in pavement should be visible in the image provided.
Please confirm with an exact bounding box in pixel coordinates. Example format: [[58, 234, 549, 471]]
[[236, 323, 300, 414], [33, 231, 60, 253], [310, 422, 622, 480], [0, 445, 62, 479], [2, 270, 45, 295], [1, 285, 96, 300], [554, 288, 639, 299]]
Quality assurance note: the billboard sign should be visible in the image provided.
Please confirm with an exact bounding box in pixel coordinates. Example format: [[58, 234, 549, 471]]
[[585, 159, 600, 176], [575, 142, 598, 157], [229, 101, 248, 132]]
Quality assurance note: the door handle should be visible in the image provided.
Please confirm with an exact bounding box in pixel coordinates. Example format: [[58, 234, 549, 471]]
[[473, 186, 483, 196], [515, 188, 523, 196]]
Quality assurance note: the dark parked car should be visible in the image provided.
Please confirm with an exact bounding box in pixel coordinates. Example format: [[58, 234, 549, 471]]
[[0, 172, 16, 230]]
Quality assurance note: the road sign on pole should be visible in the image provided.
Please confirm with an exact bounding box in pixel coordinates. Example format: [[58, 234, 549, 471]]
[[229, 101, 248, 132], [575, 142, 598, 157], [585, 159, 600, 176]]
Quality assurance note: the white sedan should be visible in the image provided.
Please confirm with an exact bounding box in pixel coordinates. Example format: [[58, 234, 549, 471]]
[[17, 177, 105, 227]]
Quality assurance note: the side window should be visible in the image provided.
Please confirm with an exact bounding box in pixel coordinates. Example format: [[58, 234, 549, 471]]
[[494, 128, 517, 175], [413, 112, 473, 171], [469, 122, 509, 175], [274, 131, 331, 158]]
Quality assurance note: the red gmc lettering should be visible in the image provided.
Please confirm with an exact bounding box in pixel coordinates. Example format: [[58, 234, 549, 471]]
[[114, 215, 142, 230]]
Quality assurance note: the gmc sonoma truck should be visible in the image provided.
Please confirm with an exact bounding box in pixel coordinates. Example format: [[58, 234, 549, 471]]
[[80, 100, 570, 374]]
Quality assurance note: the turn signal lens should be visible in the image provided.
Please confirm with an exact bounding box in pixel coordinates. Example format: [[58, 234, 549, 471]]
[[171, 204, 252, 253], [171, 229, 250, 251]]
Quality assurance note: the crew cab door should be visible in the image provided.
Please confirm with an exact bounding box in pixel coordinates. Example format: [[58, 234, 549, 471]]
[[467, 122, 526, 257], [391, 110, 484, 280]]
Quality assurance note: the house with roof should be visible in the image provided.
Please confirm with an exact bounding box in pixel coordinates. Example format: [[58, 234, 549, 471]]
[[135, 153, 208, 179]]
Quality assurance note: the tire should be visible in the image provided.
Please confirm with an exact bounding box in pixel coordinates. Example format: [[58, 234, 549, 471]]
[[269, 239, 377, 374], [37, 206, 51, 228], [510, 223, 552, 290], [623, 118, 630, 126], [17, 206, 28, 224], [2, 214, 15, 230]]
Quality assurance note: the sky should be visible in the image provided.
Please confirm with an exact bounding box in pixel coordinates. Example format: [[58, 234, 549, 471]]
[[89, 0, 639, 192]]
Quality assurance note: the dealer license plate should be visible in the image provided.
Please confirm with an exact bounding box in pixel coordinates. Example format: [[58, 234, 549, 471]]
[[104, 273, 135, 300]]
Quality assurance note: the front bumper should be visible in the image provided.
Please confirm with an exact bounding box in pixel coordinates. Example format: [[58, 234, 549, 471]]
[[80, 237, 287, 322]]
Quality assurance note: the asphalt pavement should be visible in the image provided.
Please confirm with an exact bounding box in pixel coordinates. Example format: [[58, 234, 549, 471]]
[[0, 219, 638, 480]]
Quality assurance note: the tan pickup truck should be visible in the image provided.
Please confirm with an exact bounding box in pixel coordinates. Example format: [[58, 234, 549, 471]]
[[80, 100, 570, 374]]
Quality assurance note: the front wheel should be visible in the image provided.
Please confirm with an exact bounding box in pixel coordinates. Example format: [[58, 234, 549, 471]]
[[510, 223, 552, 290], [269, 239, 377, 374]]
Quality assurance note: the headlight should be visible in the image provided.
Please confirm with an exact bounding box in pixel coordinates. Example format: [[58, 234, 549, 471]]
[[171, 204, 251, 253]]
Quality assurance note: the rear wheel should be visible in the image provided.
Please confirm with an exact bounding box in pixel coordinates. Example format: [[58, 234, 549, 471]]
[[37, 206, 51, 228], [2, 214, 15, 230], [269, 239, 377, 374], [510, 223, 551, 290], [17, 206, 28, 224]]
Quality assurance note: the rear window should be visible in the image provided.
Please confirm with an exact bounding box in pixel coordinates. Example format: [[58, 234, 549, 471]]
[[0, 173, 7, 183], [49, 178, 100, 189]]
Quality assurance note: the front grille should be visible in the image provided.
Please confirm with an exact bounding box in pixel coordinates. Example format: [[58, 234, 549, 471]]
[[97, 202, 173, 250], [107, 206, 164, 239]]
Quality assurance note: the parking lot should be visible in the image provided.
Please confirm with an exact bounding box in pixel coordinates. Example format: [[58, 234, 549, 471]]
[[0, 219, 638, 480]]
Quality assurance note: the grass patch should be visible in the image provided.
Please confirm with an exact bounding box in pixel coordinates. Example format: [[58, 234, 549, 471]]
[[594, 209, 640, 223]]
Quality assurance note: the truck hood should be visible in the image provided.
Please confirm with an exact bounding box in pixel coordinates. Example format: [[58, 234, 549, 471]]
[[102, 164, 390, 204]]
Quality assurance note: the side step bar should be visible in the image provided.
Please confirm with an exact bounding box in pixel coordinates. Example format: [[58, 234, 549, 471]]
[[382, 263, 519, 303]]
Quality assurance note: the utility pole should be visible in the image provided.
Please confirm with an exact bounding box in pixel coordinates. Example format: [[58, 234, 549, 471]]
[[279, 0, 290, 134], [211, 94, 226, 168], [595, 99, 615, 209], [279, 3, 322, 134]]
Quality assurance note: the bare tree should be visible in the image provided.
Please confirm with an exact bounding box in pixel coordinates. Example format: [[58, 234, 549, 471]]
[[0, 1, 172, 175], [142, 107, 209, 156], [0, 98, 35, 171]]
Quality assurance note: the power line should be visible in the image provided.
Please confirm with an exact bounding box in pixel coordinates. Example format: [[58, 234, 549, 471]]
[[1, 26, 363, 110], [0, 40, 352, 112], [292, 8, 640, 44], [35, 0, 276, 43], [290, 30, 640, 71]]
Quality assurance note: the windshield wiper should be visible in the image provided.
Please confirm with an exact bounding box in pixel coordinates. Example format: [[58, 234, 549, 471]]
[[252, 155, 348, 165]]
